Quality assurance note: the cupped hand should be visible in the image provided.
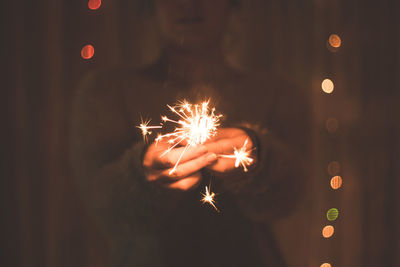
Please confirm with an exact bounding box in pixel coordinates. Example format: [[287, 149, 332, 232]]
[[142, 139, 218, 190], [203, 128, 256, 173]]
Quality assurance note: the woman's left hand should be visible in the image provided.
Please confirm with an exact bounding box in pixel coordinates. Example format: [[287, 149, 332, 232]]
[[203, 128, 256, 173]]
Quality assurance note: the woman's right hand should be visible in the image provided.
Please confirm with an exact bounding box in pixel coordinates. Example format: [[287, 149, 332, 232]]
[[142, 140, 218, 191]]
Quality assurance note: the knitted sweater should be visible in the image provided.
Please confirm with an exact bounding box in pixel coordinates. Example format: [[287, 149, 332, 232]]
[[69, 60, 311, 267]]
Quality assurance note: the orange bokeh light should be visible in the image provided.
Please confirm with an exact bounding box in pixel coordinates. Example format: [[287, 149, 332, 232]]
[[326, 117, 339, 133], [329, 34, 341, 48], [322, 225, 335, 238], [81, 44, 95, 60], [328, 161, 340, 176], [88, 0, 101, 10], [322, 79, 334, 94], [330, 175, 343, 189], [321, 263, 332, 267]]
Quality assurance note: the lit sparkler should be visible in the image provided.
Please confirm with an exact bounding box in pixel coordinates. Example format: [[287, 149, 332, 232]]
[[137, 99, 256, 212], [136, 118, 162, 142], [201, 185, 219, 212], [220, 139, 254, 172], [155, 100, 222, 174]]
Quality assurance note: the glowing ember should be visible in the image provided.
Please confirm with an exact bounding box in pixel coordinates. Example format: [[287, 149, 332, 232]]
[[156, 100, 222, 174], [201, 185, 219, 212], [220, 139, 254, 172], [136, 118, 162, 142]]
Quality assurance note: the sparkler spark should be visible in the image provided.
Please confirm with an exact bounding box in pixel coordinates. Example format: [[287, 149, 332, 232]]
[[155, 100, 222, 174], [220, 139, 254, 172], [137, 100, 256, 212], [136, 118, 162, 142], [201, 185, 219, 212]]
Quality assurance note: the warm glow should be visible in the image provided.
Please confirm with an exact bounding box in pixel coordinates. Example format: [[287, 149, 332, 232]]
[[329, 34, 341, 48], [136, 118, 162, 142], [327, 208, 339, 221], [325, 118, 339, 133], [137, 99, 256, 211], [327, 161, 340, 176], [155, 100, 222, 174], [320, 263, 331, 267], [81, 44, 95, 60], [88, 0, 101, 10], [322, 225, 335, 238], [138, 99, 255, 175], [322, 79, 334, 94], [201, 185, 219, 212], [220, 139, 254, 172], [330, 175, 343, 190]]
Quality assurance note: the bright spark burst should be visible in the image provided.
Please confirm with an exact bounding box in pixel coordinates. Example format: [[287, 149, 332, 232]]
[[136, 118, 162, 142], [220, 139, 254, 172], [201, 185, 219, 212], [155, 100, 222, 174]]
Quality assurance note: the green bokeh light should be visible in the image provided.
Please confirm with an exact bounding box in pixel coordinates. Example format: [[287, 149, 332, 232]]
[[327, 208, 339, 221]]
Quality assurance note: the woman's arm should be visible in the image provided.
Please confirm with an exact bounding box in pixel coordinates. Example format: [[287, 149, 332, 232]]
[[69, 71, 183, 265], [206, 81, 312, 222]]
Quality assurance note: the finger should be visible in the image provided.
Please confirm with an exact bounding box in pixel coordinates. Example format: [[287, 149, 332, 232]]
[[167, 173, 202, 190], [147, 171, 201, 189], [159, 152, 218, 179], [155, 144, 208, 168], [208, 128, 245, 142], [207, 158, 238, 173], [143, 140, 170, 168], [204, 136, 253, 155]]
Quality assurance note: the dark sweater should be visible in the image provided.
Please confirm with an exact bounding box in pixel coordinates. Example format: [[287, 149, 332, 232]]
[[69, 61, 311, 267]]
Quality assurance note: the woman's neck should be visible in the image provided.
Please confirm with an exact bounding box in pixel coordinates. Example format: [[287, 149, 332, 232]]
[[163, 45, 230, 84]]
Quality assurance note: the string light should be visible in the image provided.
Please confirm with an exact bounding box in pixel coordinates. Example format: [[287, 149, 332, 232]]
[[88, 0, 101, 10], [322, 22, 342, 267], [81, 44, 95, 60], [330, 176, 342, 190], [329, 34, 341, 48], [322, 225, 335, 238], [326, 208, 339, 221], [321, 79, 334, 94]]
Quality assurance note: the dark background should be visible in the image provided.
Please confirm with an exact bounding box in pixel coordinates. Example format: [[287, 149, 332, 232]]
[[2, 0, 399, 266]]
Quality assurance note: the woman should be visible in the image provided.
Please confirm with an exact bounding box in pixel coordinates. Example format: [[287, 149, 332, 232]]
[[70, 0, 311, 266]]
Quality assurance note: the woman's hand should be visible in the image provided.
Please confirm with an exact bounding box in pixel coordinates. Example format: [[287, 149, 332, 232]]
[[143, 139, 218, 190], [204, 128, 256, 173]]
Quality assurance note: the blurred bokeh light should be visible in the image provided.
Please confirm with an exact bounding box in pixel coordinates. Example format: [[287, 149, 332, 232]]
[[325, 117, 339, 133], [327, 208, 339, 221], [88, 0, 101, 10], [322, 79, 334, 94], [327, 34, 341, 52], [322, 225, 335, 238], [329, 34, 341, 48], [327, 161, 341, 176], [330, 176, 343, 190], [81, 44, 95, 60]]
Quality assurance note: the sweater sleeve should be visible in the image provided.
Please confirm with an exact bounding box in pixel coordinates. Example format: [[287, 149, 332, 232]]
[[69, 71, 183, 266], [219, 82, 312, 222]]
